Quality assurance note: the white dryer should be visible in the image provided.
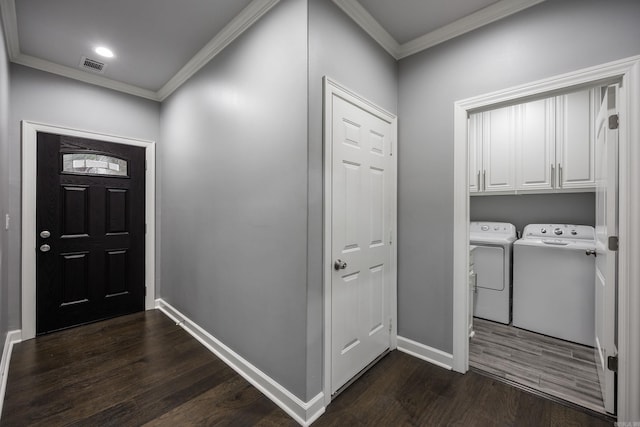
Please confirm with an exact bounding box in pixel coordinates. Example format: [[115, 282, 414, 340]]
[[513, 224, 595, 346], [469, 222, 517, 324]]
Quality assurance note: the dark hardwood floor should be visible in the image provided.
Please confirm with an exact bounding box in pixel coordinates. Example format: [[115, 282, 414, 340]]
[[2, 310, 612, 426]]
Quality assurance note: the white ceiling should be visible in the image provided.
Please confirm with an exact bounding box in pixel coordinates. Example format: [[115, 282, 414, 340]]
[[0, 0, 545, 101], [15, 0, 254, 92], [0, 0, 280, 100], [357, 0, 500, 44], [333, 0, 545, 58]]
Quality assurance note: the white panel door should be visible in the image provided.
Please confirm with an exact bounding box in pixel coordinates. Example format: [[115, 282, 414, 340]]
[[516, 99, 555, 191], [594, 85, 618, 414], [331, 94, 392, 395], [482, 106, 516, 192], [468, 114, 483, 193], [557, 89, 596, 189]]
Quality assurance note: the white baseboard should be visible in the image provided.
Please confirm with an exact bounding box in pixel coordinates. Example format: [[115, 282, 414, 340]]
[[397, 336, 453, 370], [155, 299, 325, 426], [0, 330, 22, 418]]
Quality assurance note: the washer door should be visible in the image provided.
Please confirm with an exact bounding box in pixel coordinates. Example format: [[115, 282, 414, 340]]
[[474, 245, 505, 291]]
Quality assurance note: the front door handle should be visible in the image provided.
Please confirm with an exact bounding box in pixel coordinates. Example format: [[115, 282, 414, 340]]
[[40, 244, 51, 253], [334, 259, 347, 270]]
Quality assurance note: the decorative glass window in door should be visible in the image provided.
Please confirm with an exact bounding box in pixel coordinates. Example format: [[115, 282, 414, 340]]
[[62, 153, 128, 177]]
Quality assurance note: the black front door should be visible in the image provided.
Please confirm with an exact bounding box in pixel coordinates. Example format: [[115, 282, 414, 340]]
[[36, 132, 146, 334]]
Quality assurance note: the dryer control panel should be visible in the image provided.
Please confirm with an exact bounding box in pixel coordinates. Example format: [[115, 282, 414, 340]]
[[470, 222, 516, 234], [470, 222, 517, 242]]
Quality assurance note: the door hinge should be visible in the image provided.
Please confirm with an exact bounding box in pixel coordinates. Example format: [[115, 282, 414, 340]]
[[389, 318, 392, 333], [145, 160, 147, 171], [608, 114, 619, 130], [608, 236, 619, 251], [389, 230, 393, 245], [607, 355, 618, 372]]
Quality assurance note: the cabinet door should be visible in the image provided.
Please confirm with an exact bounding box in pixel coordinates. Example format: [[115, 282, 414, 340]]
[[516, 98, 555, 191], [468, 114, 482, 193], [482, 106, 516, 192], [556, 89, 596, 189]]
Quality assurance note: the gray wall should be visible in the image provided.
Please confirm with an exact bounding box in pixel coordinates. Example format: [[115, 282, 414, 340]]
[[8, 64, 160, 329], [159, 0, 398, 401], [307, 0, 397, 399], [159, 0, 309, 399], [397, 0, 640, 353], [0, 15, 10, 352], [470, 193, 595, 235]]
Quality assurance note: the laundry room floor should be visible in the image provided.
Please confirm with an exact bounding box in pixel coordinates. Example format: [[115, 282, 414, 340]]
[[469, 318, 605, 414]]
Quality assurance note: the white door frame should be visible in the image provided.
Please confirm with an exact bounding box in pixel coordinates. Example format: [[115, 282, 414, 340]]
[[20, 121, 156, 340], [452, 55, 640, 420], [323, 77, 398, 405]]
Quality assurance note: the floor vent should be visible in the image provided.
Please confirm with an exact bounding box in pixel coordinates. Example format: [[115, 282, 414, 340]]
[[79, 56, 107, 74]]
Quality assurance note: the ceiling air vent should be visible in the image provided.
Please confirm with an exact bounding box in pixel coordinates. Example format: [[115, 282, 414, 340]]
[[79, 56, 107, 74]]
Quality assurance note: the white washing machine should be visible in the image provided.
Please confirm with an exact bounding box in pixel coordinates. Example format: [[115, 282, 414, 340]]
[[513, 224, 596, 346], [469, 222, 517, 324]]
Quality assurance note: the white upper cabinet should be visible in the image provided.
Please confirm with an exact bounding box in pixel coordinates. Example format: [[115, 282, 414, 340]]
[[556, 89, 596, 189], [469, 88, 595, 195], [468, 114, 482, 193], [482, 106, 517, 192], [516, 98, 555, 191]]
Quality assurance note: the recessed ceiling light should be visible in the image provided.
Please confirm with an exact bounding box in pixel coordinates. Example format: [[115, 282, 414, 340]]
[[94, 46, 114, 58]]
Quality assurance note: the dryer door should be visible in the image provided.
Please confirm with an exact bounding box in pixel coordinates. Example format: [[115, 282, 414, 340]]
[[474, 245, 505, 291]]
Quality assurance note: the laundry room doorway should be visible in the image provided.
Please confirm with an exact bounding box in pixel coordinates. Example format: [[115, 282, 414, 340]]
[[466, 86, 607, 413], [451, 55, 640, 420]]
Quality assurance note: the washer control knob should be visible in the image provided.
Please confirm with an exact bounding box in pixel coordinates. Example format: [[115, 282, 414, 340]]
[[571, 230, 577, 236], [541, 228, 547, 234], [554, 228, 563, 235], [481, 225, 489, 231]]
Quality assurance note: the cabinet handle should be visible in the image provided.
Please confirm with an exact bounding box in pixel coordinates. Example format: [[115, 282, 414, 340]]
[[558, 164, 563, 188], [483, 170, 486, 190], [477, 171, 480, 191], [551, 164, 555, 188]]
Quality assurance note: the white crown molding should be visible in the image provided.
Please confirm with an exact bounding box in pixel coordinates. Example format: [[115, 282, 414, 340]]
[[157, 0, 280, 101], [398, 0, 546, 59], [0, 0, 20, 59], [332, 0, 546, 60], [331, 0, 401, 59], [3, 0, 543, 99], [12, 53, 160, 101], [1, 0, 280, 102]]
